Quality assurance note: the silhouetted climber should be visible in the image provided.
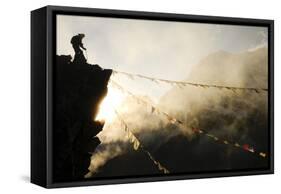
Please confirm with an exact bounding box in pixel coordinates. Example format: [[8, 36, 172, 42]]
[[71, 33, 87, 63]]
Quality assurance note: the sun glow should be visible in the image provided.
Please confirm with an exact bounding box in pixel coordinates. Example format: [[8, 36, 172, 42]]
[[95, 85, 125, 122]]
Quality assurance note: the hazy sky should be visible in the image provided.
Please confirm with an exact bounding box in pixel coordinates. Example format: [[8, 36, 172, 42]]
[[56, 16, 268, 175], [56, 15, 267, 100]]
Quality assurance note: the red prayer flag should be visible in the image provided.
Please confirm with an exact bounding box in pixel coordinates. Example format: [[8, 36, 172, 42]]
[[243, 144, 249, 151], [192, 128, 199, 132]]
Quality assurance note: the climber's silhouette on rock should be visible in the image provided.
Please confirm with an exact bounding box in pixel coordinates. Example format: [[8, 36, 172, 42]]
[[71, 33, 87, 63], [54, 34, 112, 182]]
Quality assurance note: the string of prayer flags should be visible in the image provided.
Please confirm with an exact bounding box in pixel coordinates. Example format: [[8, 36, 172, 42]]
[[111, 80, 268, 159], [114, 109, 170, 174], [143, 149, 170, 174], [113, 70, 268, 93], [192, 127, 265, 158]]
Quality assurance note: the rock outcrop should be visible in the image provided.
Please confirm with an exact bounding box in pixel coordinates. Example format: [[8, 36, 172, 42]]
[[53, 55, 112, 182]]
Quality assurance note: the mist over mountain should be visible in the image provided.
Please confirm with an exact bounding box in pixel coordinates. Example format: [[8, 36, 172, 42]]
[[89, 47, 269, 178]]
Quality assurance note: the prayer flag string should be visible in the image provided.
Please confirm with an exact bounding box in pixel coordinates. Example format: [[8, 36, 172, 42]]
[[114, 109, 170, 174], [113, 70, 268, 93], [110, 79, 267, 159]]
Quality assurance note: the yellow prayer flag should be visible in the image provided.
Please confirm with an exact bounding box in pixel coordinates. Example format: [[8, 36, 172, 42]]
[[133, 140, 140, 150], [206, 134, 213, 138], [130, 135, 136, 143], [234, 143, 240, 147], [126, 131, 131, 139], [259, 152, 266, 157], [163, 169, 170, 174], [158, 164, 164, 171]]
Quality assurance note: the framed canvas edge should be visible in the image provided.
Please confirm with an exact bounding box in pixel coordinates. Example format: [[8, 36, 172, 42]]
[[47, 169, 273, 188], [43, 5, 274, 188]]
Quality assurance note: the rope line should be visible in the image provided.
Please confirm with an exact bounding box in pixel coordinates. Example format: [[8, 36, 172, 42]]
[[114, 109, 170, 174], [110, 79, 267, 159], [113, 70, 268, 93]]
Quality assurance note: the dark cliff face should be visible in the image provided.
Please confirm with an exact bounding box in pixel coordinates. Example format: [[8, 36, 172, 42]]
[[53, 55, 112, 182]]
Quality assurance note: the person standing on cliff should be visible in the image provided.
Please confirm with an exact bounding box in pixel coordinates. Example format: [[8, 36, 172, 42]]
[[71, 33, 87, 63]]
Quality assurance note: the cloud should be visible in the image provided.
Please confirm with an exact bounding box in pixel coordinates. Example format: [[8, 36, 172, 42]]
[[86, 141, 126, 177], [86, 46, 268, 177]]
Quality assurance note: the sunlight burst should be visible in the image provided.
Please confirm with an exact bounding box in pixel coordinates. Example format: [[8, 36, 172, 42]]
[[95, 84, 125, 122]]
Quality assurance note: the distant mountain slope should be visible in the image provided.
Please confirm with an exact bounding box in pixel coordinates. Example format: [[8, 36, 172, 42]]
[[90, 47, 269, 178], [158, 47, 268, 161], [159, 47, 268, 113], [187, 47, 267, 88]]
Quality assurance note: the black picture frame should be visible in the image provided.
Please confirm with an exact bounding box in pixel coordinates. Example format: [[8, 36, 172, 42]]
[[31, 5, 274, 188]]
